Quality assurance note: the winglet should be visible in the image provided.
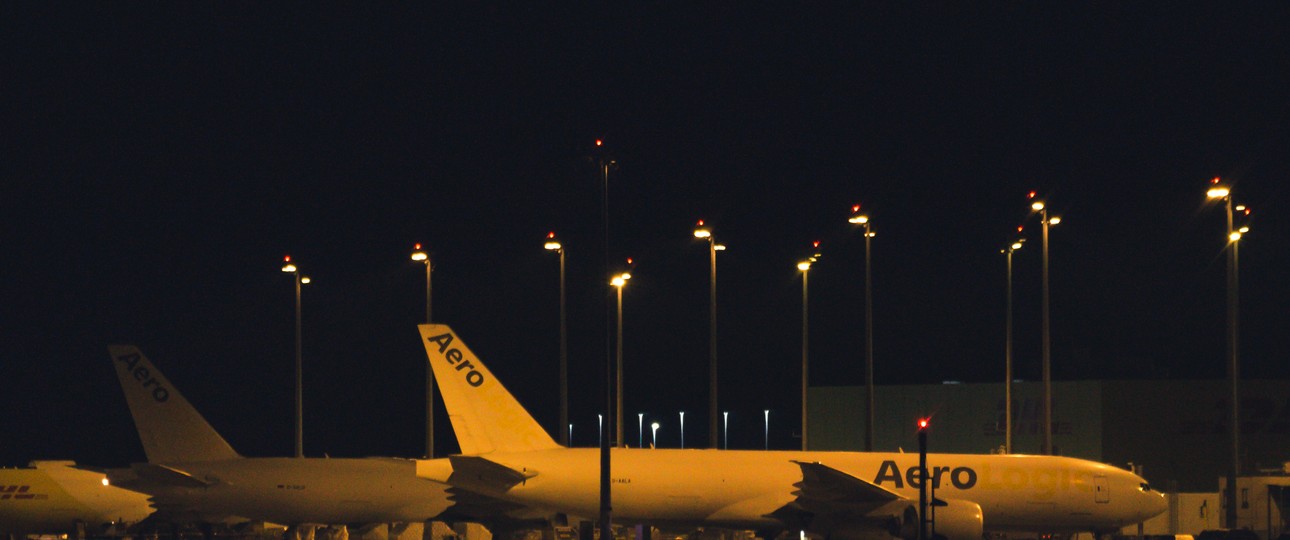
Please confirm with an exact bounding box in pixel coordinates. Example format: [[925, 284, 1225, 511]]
[[109, 345, 240, 464], [418, 324, 560, 455]]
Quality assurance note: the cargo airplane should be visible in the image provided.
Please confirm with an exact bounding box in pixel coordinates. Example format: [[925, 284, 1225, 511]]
[[0, 460, 151, 536], [415, 324, 1167, 540], [107, 345, 463, 529]]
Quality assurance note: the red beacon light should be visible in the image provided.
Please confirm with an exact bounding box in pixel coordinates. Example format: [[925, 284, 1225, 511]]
[[917, 418, 929, 430]]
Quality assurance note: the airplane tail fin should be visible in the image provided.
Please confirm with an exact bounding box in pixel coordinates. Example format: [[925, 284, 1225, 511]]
[[418, 324, 561, 455], [109, 345, 240, 464]]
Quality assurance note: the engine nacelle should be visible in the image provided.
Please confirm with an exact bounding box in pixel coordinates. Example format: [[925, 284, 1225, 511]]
[[892, 499, 983, 540], [927, 498, 983, 540]]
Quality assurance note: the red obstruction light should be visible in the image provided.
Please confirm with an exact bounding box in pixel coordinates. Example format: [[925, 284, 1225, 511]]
[[917, 418, 929, 430], [595, 139, 603, 147]]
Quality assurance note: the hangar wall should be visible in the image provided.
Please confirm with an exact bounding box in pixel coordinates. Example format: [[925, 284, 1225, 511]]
[[809, 379, 1289, 492]]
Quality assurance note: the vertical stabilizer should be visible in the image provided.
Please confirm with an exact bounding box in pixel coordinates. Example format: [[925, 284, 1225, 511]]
[[418, 324, 560, 455], [109, 345, 240, 463]]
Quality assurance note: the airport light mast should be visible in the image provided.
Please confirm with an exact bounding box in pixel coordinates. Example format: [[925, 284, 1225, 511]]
[[411, 244, 434, 459], [280, 255, 310, 458], [1002, 234, 1024, 454], [1028, 192, 1060, 455], [848, 204, 877, 451], [798, 242, 818, 451], [693, 220, 726, 449], [595, 138, 616, 540], [544, 232, 569, 446], [612, 270, 631, 449], [1207, 178, 1249, 529]]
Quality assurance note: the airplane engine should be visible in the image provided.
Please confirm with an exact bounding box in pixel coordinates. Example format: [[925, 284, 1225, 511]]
[[893, 499, 983, 540]]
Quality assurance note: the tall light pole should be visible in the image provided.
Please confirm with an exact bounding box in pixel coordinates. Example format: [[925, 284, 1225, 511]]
[[848, 205, 877, 451], [638, 413, 644, 448], [763, 409, 770, 450], [679, 411, 686, 449], [651, 422, 660, 448], [612, 271, 631, 449], [545, 232, 569, 446], [722, 411, 729, 450], [280, 255, 309, 458], [410, 244, 434, 458], [594, 138, 616, 540], [693, 220, 726, 449], [1028, 193, 1060, 455], [1002, 237, 1024, 454], [798, 248, 815, 452], [1207, 178, 1248, 529]]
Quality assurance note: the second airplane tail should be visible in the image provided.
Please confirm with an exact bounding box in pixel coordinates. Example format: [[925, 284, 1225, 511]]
[[109, 345, 240, 464], [418, 324, 560, 455]]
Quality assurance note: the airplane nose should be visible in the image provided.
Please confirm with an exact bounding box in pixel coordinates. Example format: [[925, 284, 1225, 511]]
[[1145, 489, 1167, 520], [1131, 476, 1168, 521]]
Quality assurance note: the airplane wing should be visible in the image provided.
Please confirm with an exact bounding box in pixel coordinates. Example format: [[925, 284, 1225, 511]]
[[445, 455, 537, 495], [766, 461, 910, 535], [111, 463, 214, 489], [792, 460, 904, 512]]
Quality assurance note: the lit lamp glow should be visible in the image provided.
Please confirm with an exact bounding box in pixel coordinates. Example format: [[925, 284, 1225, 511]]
[[411, 242, 433, 458], [546, 231, 568, 446], [1205, 176, 1245, 529], [612, 270, 631, 447], [281, 254, 308, 458], [693, 219, 724, 448]]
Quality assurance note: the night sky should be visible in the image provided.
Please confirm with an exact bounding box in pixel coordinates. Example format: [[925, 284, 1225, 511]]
[[5, 5, 1288, 467]]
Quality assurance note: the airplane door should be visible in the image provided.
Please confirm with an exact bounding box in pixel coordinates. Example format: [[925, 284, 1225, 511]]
[[1094, 475, 1110, 503]]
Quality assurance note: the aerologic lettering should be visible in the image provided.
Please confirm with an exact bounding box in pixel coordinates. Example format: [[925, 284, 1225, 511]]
[[115, 353, 171, 402], [872, 460, 977, 490], [425, 332, 485, 387], [0, 485, 47, 500]]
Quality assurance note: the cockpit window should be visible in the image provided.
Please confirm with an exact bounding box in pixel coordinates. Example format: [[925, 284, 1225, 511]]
[[1139, 482, 1152, 492]]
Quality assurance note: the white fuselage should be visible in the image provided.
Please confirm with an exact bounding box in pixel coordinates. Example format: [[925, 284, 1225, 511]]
[[0, 461, 152, 535], [116, 457, 451, 525], [420, 449, 1166, 533]]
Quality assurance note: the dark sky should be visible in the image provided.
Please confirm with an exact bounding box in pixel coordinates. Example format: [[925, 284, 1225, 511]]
[[4, 5, 1288, 466]]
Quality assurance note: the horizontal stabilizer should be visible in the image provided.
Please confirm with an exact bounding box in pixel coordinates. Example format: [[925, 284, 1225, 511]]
[[129, 462, 213, 488], [447, 455, 536, 494]]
